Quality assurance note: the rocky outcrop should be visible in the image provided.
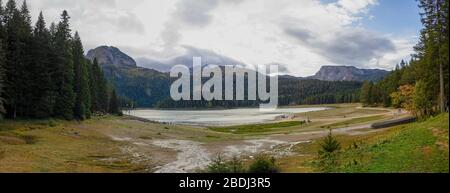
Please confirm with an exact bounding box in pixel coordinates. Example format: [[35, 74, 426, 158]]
[[86, 46, 137, 68], [309, 66, 389, 82]]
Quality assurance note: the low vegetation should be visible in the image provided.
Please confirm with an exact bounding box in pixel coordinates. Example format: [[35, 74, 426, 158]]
[[207, 154, 280, 173], [209, 121, 305, 134], [313, 113, 449, 173]]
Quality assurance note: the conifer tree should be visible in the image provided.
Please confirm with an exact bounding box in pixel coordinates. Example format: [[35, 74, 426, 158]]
[[72, 32, 91, 120], [0, 41, 5, 117], [108, 89, 121, 115], [4, 0, 32, 118], [53, 10, 75, 120], [28, 12, 55, 118], [90, 58, 108, 113]]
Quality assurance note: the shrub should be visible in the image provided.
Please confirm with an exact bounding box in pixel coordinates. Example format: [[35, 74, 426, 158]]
[[207, 154, 246, 173], [247, 155, 279, 173]]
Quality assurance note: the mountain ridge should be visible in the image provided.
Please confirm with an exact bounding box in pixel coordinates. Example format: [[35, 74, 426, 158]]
[[85, 46, 370, 107], [309, 65, 389, 82]]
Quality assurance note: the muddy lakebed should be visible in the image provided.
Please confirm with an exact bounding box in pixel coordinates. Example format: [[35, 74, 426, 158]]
[[108, 107, 385, 173], [127, 107, 329, 126]]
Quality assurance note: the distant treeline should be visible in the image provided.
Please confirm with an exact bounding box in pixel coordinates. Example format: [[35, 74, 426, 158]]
[[360, 0, 449, 118], [156, 77, 361, 109], [0, 0, 121, 120]]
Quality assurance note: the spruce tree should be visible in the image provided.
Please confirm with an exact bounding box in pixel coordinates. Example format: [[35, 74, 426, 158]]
[[4, 0, 32, 118], [53, 10, 75, 120], [90, 58, 108, 113], [0, 0, 6, 41], [415, 0, 449, 114], [30, 12, 55, 118], [72, 32, 91, 120], [0, 41, 5, 117], [109, 89, 121, 115]]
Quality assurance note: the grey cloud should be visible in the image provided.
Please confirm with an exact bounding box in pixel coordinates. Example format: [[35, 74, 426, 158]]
[[136, 45, 244, 72], [285, 27, 396, 67], [174, 0, 219, 27], [161, 0, 220, 51], [115, 12, 146, 34], [263, 63, 290, 74], [284, 27, 313, 42], [30, 0, 144, 35]]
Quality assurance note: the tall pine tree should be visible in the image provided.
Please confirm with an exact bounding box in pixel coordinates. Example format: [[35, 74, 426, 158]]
[[90, 58, 109, 113], [108, 89, 121, 115], [0, 41, 5, 117], [72, 32, 91, 120], [415, 0, 449, 113], [53, 10, 75, 120], [30, 12, 55, 118], [4, 0, 32, 118]]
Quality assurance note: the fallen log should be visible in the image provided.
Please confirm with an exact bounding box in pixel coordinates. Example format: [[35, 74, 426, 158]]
[[371, 117, 417, 129]]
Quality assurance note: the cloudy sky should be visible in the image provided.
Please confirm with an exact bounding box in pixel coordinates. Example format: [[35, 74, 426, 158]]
[[25, 0, 421, 76]]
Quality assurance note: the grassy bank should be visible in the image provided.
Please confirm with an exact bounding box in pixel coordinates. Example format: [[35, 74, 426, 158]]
[[279, 113, 449, 173]]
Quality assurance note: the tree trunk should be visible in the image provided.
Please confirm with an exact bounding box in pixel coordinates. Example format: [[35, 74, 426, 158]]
[[439, 61, 445, 112]]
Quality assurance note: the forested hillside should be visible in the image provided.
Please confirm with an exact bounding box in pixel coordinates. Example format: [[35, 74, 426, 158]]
[[360, 0, 449, 118], [87, 46, 362, 109], [0, 0, 120, 120], [156, 76, 361, 109]]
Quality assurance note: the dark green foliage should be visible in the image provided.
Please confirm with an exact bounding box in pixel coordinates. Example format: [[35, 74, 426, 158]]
[[0, 4, 116, 120], [108, 89, 121, 115], [52, 10, 75, 120], [247, 155, 279, 173], [3, 0, 33, 118], [207, 154, 278, 173], [0, 41, 5, 117], [29, 12, 55, 118], [90, 58, 109, 114], [156, 77, 361, 109], [72, 32, 90, 120], [319, 130, 341, 154], [103, 66, 171, 108]]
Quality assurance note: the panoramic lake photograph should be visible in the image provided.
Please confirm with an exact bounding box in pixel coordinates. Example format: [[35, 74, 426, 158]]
[[0, 0, 448, 185]]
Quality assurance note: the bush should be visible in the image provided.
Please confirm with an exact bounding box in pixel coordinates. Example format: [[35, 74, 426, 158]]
[[207, 154, 278, 173], [207, 154, 245, 173], [247, 155, 279, 173]]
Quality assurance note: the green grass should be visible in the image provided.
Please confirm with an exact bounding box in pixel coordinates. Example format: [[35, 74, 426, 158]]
[[320, 115, 387, 129], [209, 121, 304, 134], [334, 113, 449, 173]]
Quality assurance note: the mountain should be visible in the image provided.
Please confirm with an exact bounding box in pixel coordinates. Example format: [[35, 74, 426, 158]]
[[86, 46, 362, 108], [309, 66, 389, 82], [86, 46, 172, 107], [86, 46, 137, 68]]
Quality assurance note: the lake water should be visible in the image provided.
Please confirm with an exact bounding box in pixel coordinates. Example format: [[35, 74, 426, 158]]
[[127, 107, 329, 126]]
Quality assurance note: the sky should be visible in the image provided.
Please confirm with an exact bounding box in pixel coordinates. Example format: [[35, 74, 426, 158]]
[[23, 0, 422, 76]]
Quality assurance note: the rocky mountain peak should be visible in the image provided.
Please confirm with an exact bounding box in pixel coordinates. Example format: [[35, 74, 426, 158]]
[[86, 46, 137, 68], [309, 65, 389, 82]]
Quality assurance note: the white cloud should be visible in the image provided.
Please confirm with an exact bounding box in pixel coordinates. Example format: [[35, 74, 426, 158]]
[[20, 0, 417, 76]]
